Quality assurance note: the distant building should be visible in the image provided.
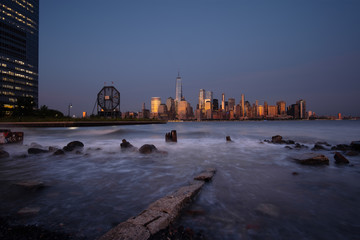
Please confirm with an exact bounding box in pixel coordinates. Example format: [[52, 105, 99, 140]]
[[267, 105, 277, 117], [199, 89, 205, 113], [276, 101, 286, 115], [166, 97, 175, 119], [264, 101, 268, 117], [212, 99, 219, 111], [228, 98, 235, 111], [151, 97, 161, 114], [297, 99, 306, 119], [241, 94, 245, 117], [221, 93, 225, 111], [0, 0, 39, 111], [258, 105, 264, 116], [175, 73, 182, 103], [206, 91, 213, 102], [177, 100, 193, 120]]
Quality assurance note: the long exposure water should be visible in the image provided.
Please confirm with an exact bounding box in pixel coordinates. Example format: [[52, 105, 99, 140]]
[[0, 120, 360, 239]]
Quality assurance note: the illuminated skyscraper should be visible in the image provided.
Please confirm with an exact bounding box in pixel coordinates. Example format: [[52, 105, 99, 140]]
[[151, 97, 161, 113], [221, 93, 225, 110], [228, 98, 235, 111], [175, 72, 182, 103], [0, 0, 39, 111], [276, 101, 286, 115], [297, 99, 306, 119], [241, 94, 245, 117]]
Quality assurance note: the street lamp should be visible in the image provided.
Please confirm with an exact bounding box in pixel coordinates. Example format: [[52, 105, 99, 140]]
[[68, 103, 72, 117]]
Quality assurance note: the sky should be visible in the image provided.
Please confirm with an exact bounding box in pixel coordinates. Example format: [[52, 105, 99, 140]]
[[39, 0, 360, 117]]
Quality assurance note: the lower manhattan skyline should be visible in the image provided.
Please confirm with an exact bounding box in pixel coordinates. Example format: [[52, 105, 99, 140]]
[[38, 0, 360, 117]]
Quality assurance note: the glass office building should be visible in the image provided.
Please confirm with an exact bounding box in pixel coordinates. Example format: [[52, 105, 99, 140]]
[[0, 0, 39, 111]]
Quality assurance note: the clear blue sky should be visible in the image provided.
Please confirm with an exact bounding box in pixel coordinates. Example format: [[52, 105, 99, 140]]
[[39, 0, 360, 117]]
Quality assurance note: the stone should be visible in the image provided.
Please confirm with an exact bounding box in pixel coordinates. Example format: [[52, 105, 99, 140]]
[[316, 141, 331, 147], [30, 142, 42, 148], [48, 146, 58, 152], [284, 140, 295, 144], [99, 222, 150, 240], [194, 168, 216, 182], [0, 149, 10, 158], [331, 144, 351, 151], [226, 136, 232, 142], [28, 148, 48, 154], [120, 139, 136, 151], [256, 203, 279, 217], [294, 143, 308, 149], [63, 141, 84, 152], [345, 151, 359, 156], [271, 135, 283, 144], [15, 180, 45, 189], [128, 210, 171, 235], [350, 141, 360, 151], [53, 149, 65, 155], [311, 144, 327, 151], [18, 207, 40, 215], [285, 146, 293, 150], [334, 152, 349, 164], [294, 153, 329, 165], [165, 130, 177, 142], [139, 144, 157, 154]]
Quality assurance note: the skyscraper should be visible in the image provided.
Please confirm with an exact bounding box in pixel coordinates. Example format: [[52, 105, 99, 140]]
[[221, 93, 225, 110], [0, 0, 39, 111], [151, 97, 161, 113], [175, 72, 182, 103], [241, 94, 245, 117], [198, 89, 205, 112]]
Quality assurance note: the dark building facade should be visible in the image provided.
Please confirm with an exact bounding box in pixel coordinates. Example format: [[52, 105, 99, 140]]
[[0, 0, 39, 112]]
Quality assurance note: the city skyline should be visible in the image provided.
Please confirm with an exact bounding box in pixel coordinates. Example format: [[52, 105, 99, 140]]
[[37, 0, 360, 117]]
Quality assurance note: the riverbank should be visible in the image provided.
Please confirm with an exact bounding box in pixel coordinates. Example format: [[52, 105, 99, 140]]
[[0, 120, 166, 128]]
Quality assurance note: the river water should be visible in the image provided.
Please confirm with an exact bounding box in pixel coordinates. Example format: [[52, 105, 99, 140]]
[[0, 120, 359, 239]]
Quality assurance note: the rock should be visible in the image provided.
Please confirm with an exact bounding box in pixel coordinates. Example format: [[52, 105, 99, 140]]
[[139, 144, 157, 154], [99, 221, 150, 240], [165, 130, 177, 143], [292, 172, 299, 175], [284, 140, 295, 144], [271, 135, 283, 144], [63, 141, 84, 152], [194, 168, 216, 182], [28, 148, 48, 154], [48, 146, 58, 152], [345, 151, 359, 156], [350, 141, 360, 151], [331, 144, 351, 151], [256, 203, 279, 217], [311, 144, 327, 151], [294, 143, 308, 149], [285, 146, 292, 150], [334, 152, 349, 164], [53, 149, 65, 155], [316, 141, 331, 147], [120, 139, 136, 151], [17, 207, 40, 215], [15, 180, 45, 190], [0, 149, 10, 158], [226, 136, 232, 142], [294, 153, 329, 165]]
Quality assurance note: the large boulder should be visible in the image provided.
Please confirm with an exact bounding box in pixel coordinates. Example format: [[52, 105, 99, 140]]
[[350, 141, 360, 151], [120, 139, 136, 152], [311, 144, 327, 151], [334, 152, 349, 164], [63, 141, 84, 152], [0, 149, 10, 158], [331, 144, 351, 151], [28, 148, 48, 154], [294, 153, 329, 165], [139, 144, 157, 154], [271, 135, 283, 143]]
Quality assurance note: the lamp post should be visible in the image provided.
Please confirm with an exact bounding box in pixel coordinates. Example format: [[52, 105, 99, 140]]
[[68, 103, 72, 117]]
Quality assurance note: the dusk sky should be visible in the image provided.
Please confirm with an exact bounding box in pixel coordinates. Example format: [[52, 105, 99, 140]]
[[39, 0, 360, 117]]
